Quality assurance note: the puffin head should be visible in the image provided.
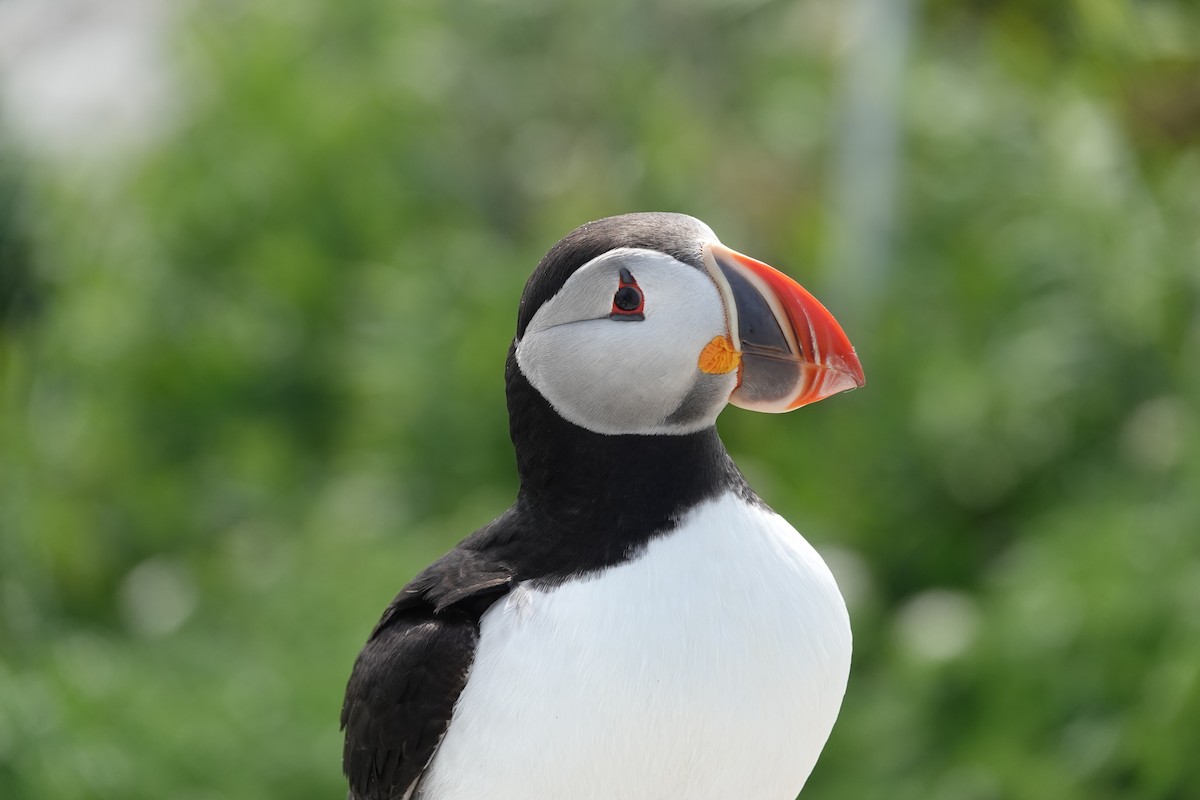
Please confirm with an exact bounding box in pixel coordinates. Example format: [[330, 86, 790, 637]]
[[513, 212, 865, 436]]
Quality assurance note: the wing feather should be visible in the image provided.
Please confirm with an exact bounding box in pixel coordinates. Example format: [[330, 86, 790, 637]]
[[341, 544, 514, 800]]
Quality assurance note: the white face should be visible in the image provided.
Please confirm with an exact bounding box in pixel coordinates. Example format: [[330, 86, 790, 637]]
[[515, 248, 740, 436]]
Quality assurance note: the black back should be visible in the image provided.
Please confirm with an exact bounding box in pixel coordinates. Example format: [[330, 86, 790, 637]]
[[341, 213, 750, 800]]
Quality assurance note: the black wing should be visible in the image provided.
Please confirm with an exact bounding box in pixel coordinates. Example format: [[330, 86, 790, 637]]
[[341, 546, 514, 800]]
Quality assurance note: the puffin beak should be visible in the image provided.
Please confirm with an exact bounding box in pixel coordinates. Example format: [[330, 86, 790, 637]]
[[702, 242, 865, 412]]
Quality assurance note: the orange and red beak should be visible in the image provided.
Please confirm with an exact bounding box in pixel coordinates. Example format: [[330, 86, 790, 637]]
[[703, 242, 865, 412]]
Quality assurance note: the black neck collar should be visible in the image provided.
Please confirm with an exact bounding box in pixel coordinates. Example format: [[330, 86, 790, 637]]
[[489, 346, 751, 580]]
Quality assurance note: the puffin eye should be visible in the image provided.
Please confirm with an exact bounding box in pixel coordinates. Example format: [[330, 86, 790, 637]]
[[609, 267, 645, 321], [613, 286, 641, 311]]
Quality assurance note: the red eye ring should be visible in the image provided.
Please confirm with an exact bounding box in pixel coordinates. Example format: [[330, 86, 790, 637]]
[[610, 267, 645, 321]]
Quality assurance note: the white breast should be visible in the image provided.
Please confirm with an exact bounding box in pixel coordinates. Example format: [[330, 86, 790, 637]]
[[417, 491, 852, 800]]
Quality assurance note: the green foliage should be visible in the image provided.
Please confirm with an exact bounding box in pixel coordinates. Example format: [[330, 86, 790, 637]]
[[2, 1, 1197, 798]]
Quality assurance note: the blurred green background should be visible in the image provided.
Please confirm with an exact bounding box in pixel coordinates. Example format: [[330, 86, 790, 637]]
[[1, 1, 1198, 798]]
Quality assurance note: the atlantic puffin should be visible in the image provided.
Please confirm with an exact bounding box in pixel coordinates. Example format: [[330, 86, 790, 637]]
[[341, 212, 865, 800]]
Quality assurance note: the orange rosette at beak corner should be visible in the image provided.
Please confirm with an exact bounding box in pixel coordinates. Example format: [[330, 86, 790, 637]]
[[702, 242, 865, 413]]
